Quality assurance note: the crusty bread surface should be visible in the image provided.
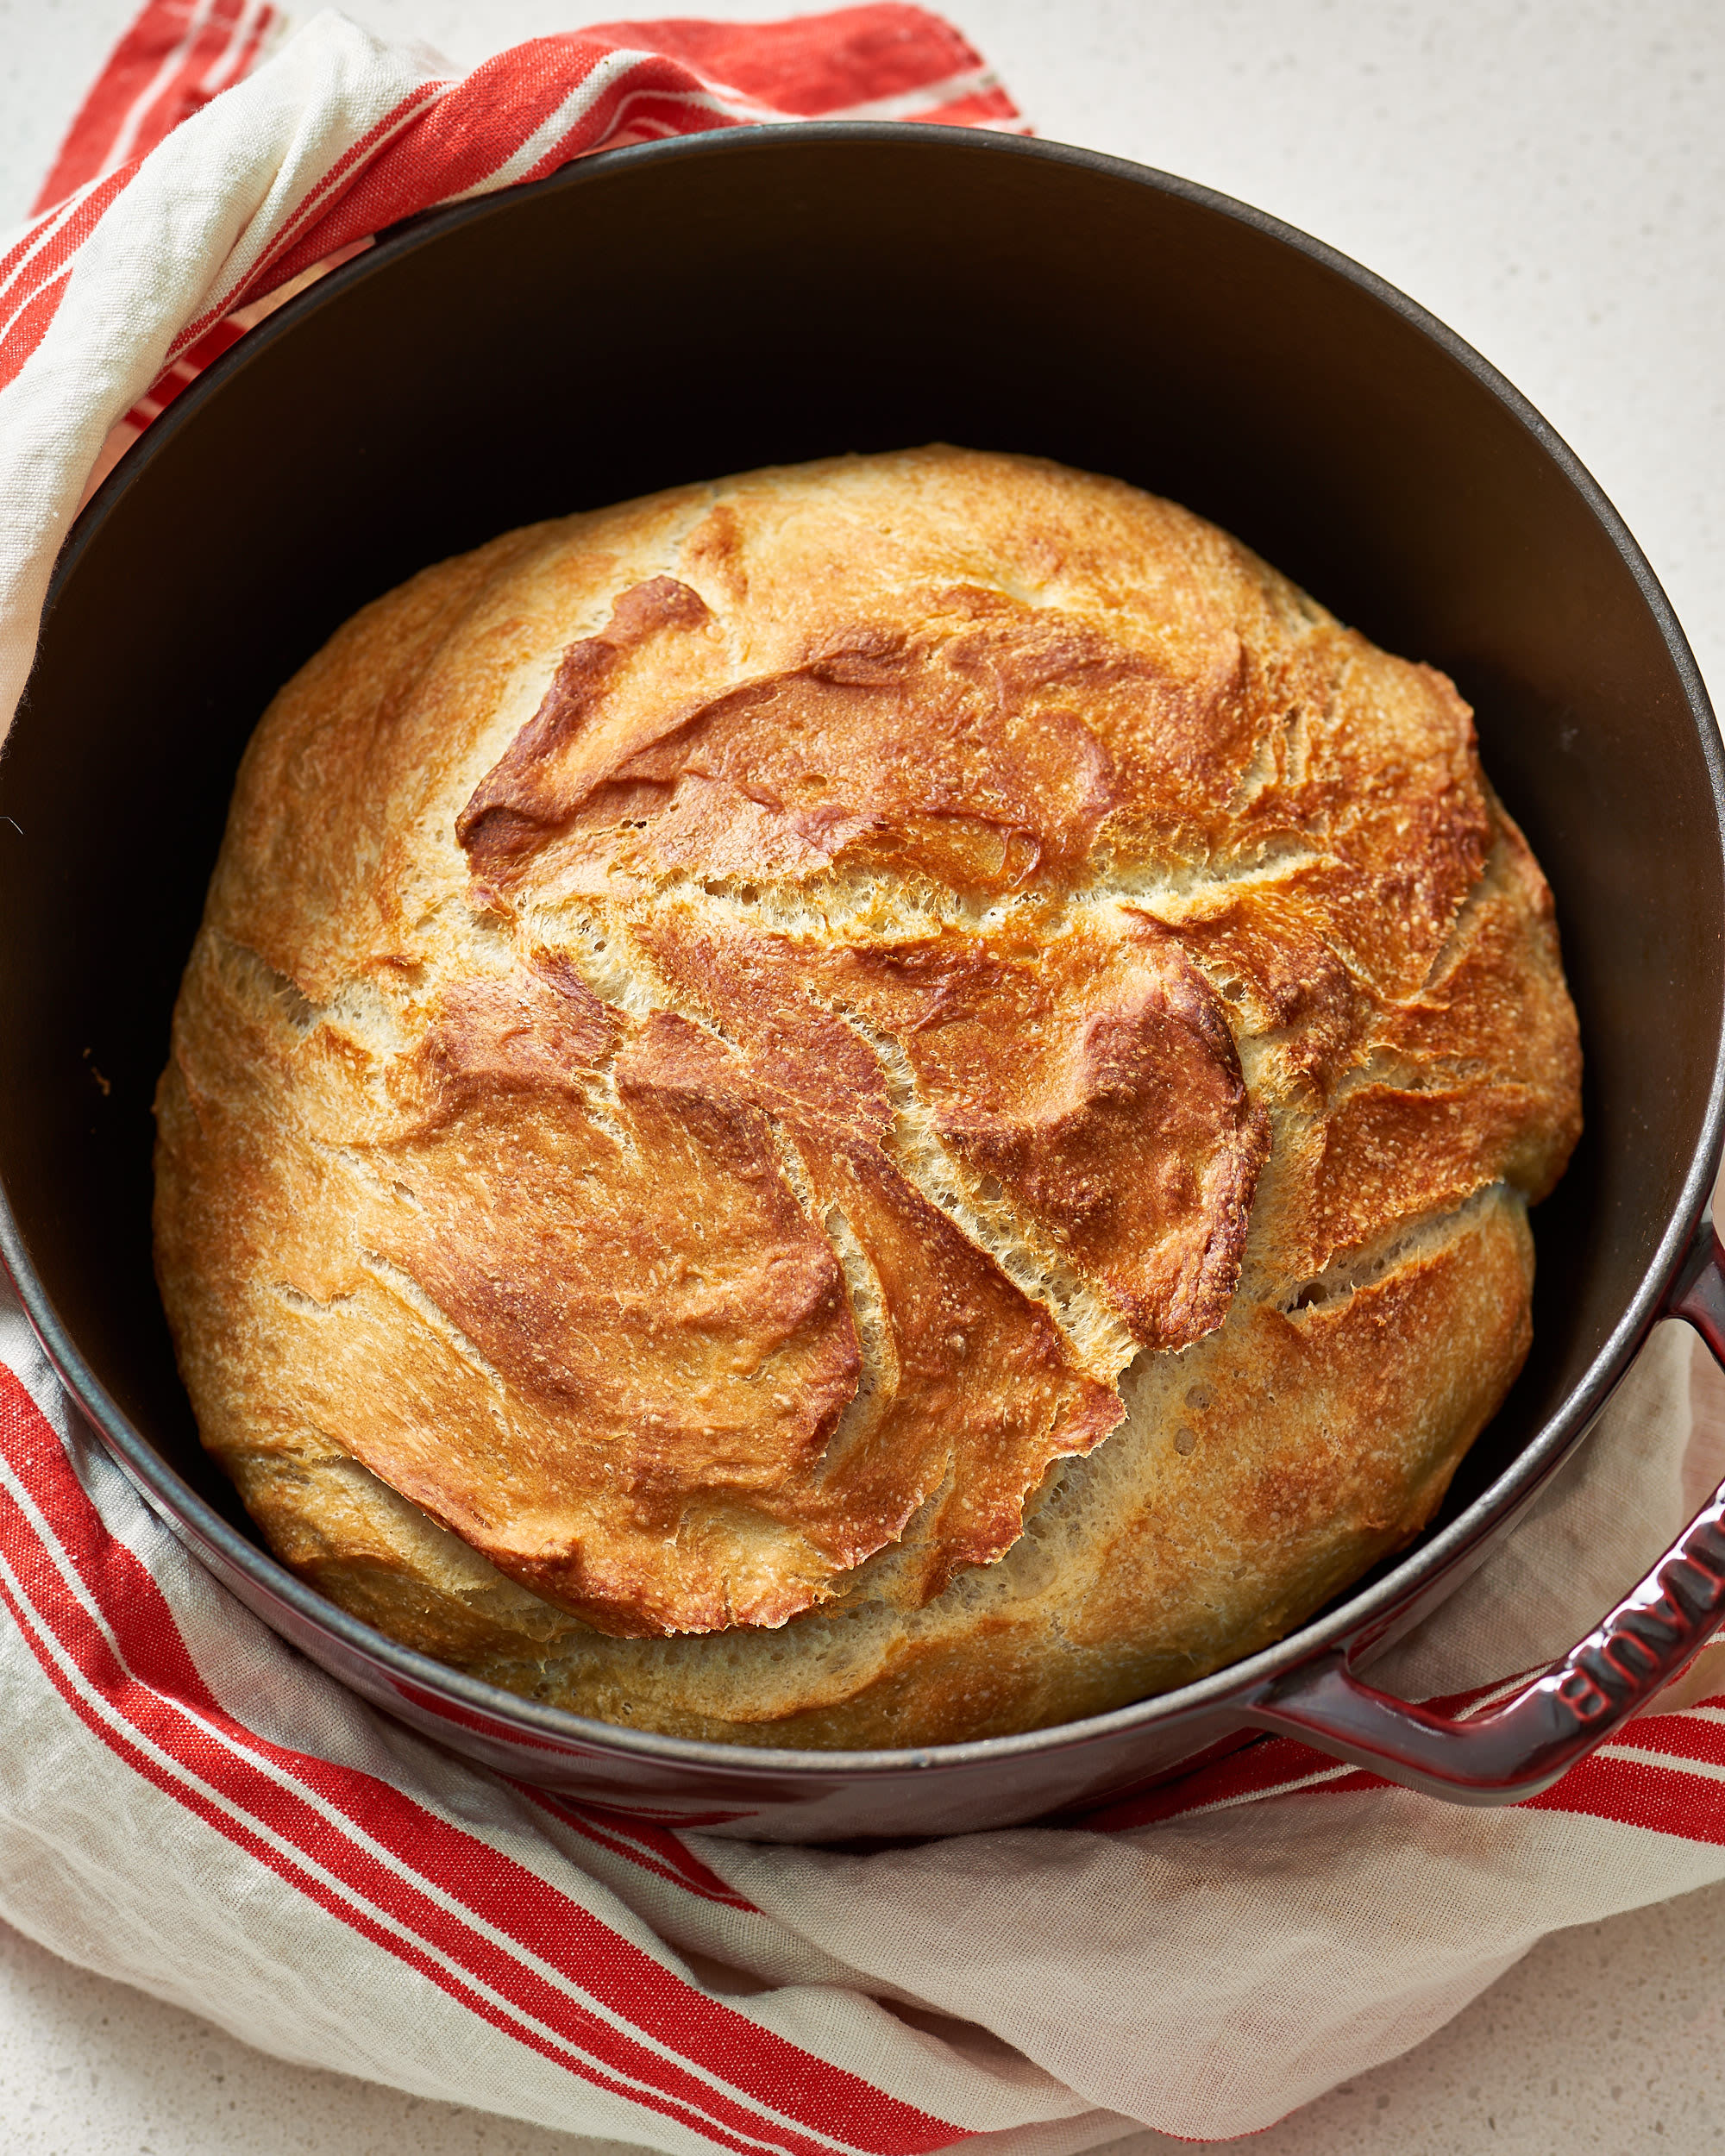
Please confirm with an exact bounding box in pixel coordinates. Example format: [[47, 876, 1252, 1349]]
[[153, 447, 1581, 1746]]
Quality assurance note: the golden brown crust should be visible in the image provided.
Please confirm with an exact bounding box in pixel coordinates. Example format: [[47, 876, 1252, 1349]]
[[153, 447, 1581, 1741]]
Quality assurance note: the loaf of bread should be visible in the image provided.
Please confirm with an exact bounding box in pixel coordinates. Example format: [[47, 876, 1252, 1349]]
[[153, 447, 1581, 1746]]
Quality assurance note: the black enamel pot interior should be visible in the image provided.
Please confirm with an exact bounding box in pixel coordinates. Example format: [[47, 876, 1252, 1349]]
[[3, 127, 1723, 1842]]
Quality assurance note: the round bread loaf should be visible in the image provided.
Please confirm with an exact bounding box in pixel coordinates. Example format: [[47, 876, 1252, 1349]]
[[153, 447, 1581, 1746]]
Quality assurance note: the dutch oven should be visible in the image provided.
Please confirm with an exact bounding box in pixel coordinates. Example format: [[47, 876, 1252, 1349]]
[[3, 126, 1724, 1840]]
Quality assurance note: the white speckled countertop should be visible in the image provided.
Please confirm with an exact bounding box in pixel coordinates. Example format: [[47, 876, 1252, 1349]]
[[3, 3, 1723, 2149]]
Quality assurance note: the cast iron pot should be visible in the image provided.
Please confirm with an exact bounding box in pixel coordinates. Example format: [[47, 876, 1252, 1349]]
[[4, 126, 1725, 1842]]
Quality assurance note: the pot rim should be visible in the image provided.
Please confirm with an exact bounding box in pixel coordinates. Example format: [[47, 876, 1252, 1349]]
[[7, 120, 1724, 1781]]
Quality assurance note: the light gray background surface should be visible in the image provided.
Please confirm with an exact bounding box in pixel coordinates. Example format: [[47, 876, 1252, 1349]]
[[2, 2, 1723, 2150]]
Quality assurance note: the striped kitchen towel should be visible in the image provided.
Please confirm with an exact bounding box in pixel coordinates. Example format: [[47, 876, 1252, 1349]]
[[4, 9, 1725, 2150], [8, 1277, 1725, 2148]]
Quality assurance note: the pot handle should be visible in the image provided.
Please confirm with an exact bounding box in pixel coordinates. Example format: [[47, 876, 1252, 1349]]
[[1241, 1220, 1725, 1803]]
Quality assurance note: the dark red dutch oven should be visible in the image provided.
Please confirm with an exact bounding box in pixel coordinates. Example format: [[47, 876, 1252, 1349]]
[[4, 127, 1725, 1842]]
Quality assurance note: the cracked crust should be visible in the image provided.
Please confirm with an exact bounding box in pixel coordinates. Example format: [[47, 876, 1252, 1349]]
[[153, 446, 1581, 1741]]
